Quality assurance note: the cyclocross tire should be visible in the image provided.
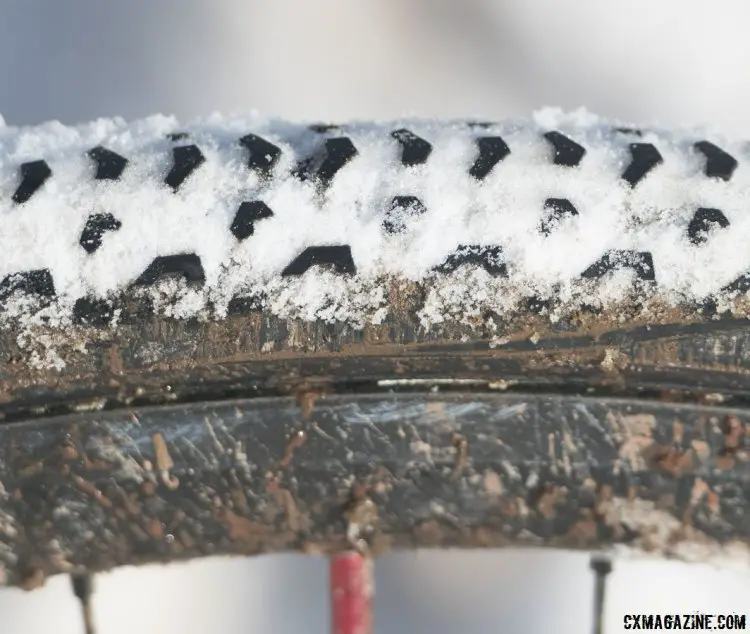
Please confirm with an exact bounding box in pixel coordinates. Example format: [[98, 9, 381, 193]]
[[0, 109, 747, 588]]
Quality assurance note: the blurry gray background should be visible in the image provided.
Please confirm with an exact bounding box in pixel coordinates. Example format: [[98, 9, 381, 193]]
[[1, 1, 750, 632]]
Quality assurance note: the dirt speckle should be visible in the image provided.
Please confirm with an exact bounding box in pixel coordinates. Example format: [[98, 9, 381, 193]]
[[280, 430, 307, 468], [152, 432, 179, 490], [18, 568, 46, 592], [721, 415, 743, 453], [277, 488, 304, 532], [616, 413, 656, 470], [601, 347, 624, 372], [690, 439, 711, 461], [648, 445, 693, 477], [530, 483, 567, 519], [345, 489, 379, 552], [450, 432, 468, 480], [296, 388, 325, 420], [220, 508, 270, 546], [72, 475, 112, 508], [147, 519, 165, 540], [483, 470, 504, 496]]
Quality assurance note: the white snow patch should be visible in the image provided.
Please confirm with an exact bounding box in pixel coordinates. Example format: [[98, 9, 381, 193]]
[[0, 108, 748, 366]]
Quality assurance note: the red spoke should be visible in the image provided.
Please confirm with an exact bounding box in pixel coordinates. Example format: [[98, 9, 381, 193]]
[[330, 552, 373, 634]]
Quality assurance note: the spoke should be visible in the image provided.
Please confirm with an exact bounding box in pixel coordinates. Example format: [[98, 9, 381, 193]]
[[71, 573, 96, 634], [590, 555, 613, 634], [330, 552, 373, 634]]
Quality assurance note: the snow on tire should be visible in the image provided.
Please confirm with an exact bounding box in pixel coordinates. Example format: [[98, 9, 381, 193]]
[[0, 107, 747, 346]]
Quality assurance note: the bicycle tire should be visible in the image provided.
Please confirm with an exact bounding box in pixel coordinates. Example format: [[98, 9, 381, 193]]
[[0, 109, 748, 588]]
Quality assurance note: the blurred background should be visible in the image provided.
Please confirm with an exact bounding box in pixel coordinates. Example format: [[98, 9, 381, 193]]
[[1, 1, 750, 632]]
